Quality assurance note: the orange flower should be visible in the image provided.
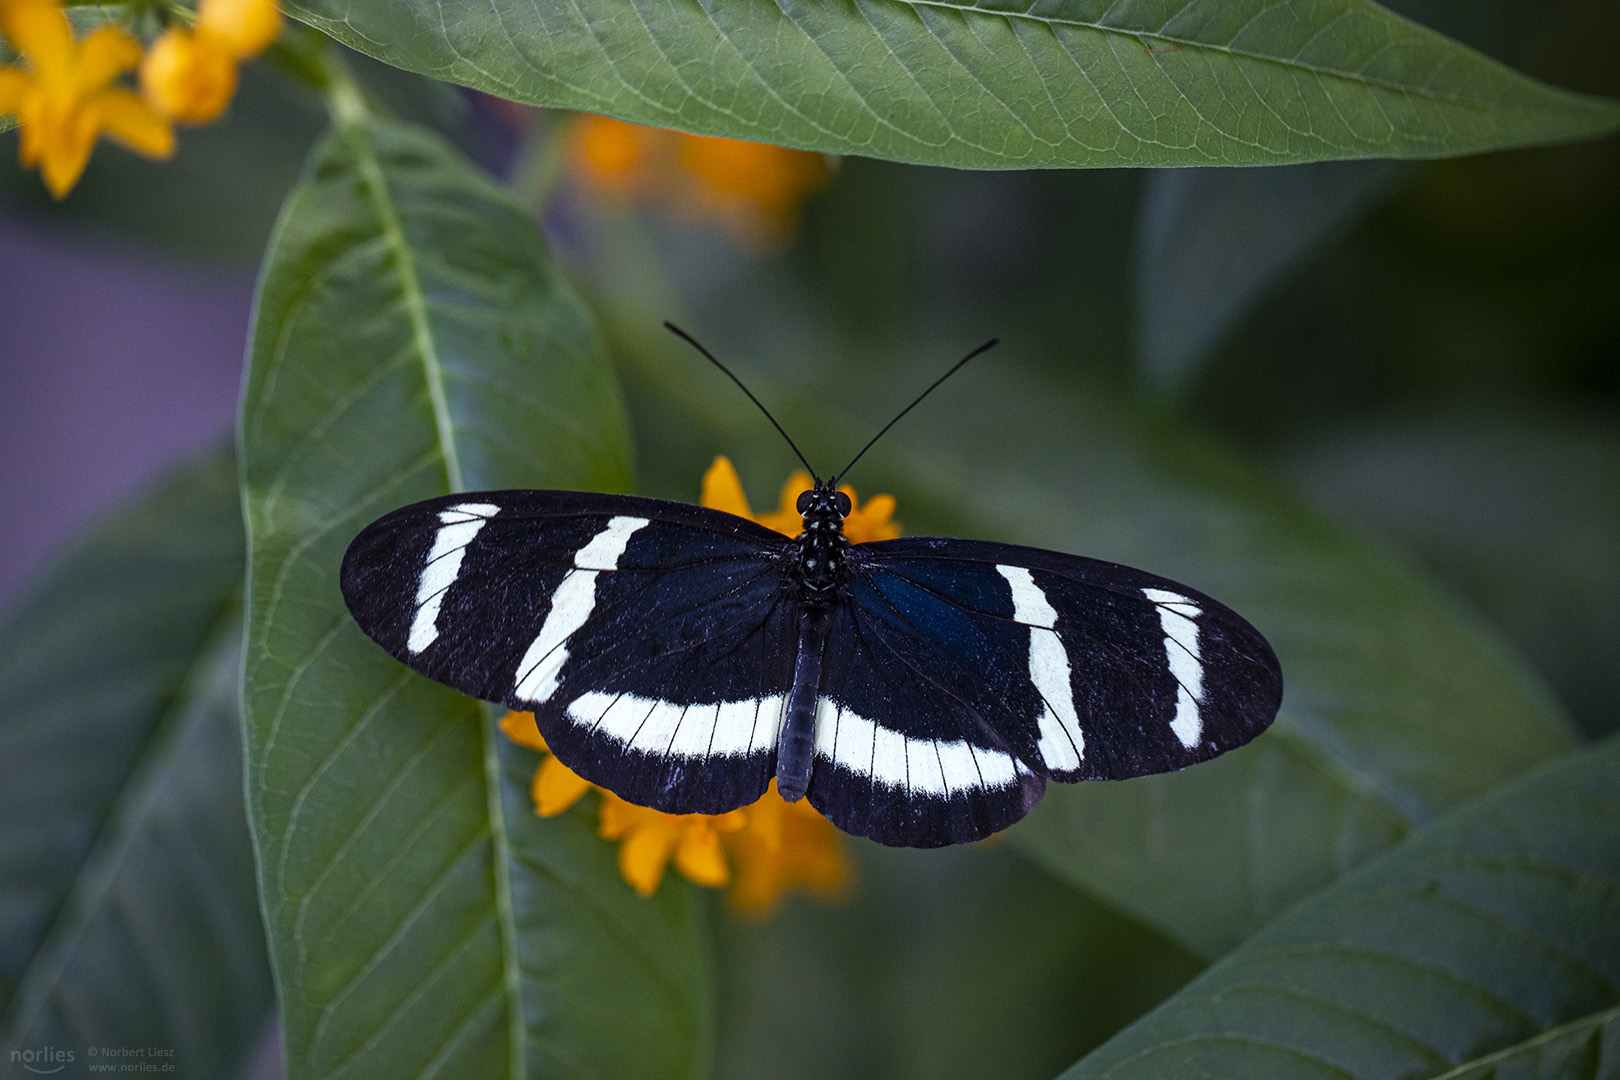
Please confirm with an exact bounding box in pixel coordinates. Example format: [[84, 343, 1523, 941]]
[[0, 0, 173, 198], [566, 113, 834, 249], [724, 780, 853, 915], [674, 133, 833, 248], [701, 456, 900, 543], [565, 112, 657, 199], [140, 0, 279, 124], [598, 794, 745, 897]]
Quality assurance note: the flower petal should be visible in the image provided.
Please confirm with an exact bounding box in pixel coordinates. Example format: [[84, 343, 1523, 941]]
[[37, 103, 95, 197], [75, 26, 141, 91], [498, 710, 549, 752], [140, 27, 237, 125], [196, 0, 280, 58], [0, 67, 30, 113], [533, 756, 592, 817], [844, 491, 900, 543], [699, 456, 754, 519], [752, 468, 812, 536], [89, 87, 174, 158], [673, 821, 730, 888], [0, 1, 72, 81], [617, 820, 675, 897]]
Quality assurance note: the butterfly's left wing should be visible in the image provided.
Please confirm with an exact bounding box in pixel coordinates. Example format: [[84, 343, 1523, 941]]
[[341, 490, 799, 814], [809, 537, 1283, 847]]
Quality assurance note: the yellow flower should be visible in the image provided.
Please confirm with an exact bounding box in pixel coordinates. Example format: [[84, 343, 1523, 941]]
[[565, 111, 656, 200], [566, 113, 834, 249], [0, 0, 174, 198], [140, 0, 279, 124], [674, 132, 833, 248], [701, 456, 900, 543], [598, 794, 746, 897], [192, 0, 280, 57], [724, 780, 853, 915]]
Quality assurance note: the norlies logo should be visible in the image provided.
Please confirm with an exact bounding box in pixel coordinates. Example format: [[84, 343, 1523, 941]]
[[9, 1046, 75, 1075]]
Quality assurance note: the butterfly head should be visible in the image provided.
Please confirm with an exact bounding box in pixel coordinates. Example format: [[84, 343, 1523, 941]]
[[796, 483, 850, 599]]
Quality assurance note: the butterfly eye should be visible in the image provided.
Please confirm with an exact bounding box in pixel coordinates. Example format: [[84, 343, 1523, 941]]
[[796, 490, 814, 514], [833, 491, 852, 516]]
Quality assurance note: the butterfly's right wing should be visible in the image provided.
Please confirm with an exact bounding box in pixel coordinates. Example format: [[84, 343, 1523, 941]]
[[807, 537, 1282, 847], [341, 490, 799, 814]]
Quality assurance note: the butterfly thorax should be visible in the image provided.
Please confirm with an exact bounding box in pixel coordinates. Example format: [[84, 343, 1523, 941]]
[[794, 485, 851, 605]]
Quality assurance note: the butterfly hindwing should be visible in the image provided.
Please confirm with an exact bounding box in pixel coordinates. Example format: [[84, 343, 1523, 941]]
[[803, 537, 1282, 846], [340, 490, 797, 814]]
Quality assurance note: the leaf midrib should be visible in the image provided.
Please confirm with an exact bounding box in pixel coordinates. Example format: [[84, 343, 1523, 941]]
[[337, 112, 526, 1080], [345, 116, 464, 494]]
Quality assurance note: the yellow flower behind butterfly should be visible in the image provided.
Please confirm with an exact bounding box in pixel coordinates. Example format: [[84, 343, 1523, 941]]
[[498, 456, 886, 910], [0, 0, 173, 198], [566, 113, 835, 250]]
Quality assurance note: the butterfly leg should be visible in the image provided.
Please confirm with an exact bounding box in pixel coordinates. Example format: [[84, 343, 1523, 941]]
[[777, 602, 834, 801]]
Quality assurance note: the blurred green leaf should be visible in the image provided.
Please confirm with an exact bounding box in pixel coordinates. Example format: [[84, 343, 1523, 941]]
[[1130, 0, 1581, 394], [716, 844, 1200, 1080], [1060, 734, 1620, 1080], [1134, 160, 1411, 392], [1288, 412, 1620, 739], [0, 449, 272, 1075], [238, 107, 709, 1080], [288, 0, 1620, 169]]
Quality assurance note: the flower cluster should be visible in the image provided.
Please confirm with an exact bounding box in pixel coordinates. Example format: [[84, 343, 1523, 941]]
[[566, 113, 835, 249], [0, 0, 278, 198], [501, 456, 902, 912]]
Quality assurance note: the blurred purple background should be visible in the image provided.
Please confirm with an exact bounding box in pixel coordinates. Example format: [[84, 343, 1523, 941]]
[[0, 213, 254, 604]]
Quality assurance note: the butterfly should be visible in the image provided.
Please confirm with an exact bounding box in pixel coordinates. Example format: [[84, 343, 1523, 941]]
[[341, 328, 1283, 848]]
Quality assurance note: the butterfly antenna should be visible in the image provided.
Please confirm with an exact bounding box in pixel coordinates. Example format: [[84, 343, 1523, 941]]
[[665, 322, 820, 484], [832, 339, 998, 487]]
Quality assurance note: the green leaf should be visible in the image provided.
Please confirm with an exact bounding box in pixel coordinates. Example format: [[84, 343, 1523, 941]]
[[0, 449, 272, 1075], [1288, 411, 1620, 739], [1129, 0, 1572, 392], [238, 108, 706, 1080], [1059, 734, 1620, 1080], [892, 380, 1578, 959], [1134, 160, 1411, 391], [287, 0, 1620, 168]]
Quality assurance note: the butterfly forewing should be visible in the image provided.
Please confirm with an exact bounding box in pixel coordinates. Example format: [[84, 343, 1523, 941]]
[[340, 491, 798, 813]]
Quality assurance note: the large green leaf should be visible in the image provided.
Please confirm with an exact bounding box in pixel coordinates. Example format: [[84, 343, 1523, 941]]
[[1060, 734, 1620, 1079], [0, 450, 271, 1077], [287, 0, 1620, 168], [239, 106, 709, 1079]]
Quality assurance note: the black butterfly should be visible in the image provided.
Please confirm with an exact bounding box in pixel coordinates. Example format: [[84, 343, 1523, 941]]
[[341, 329, 1282, 847]]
